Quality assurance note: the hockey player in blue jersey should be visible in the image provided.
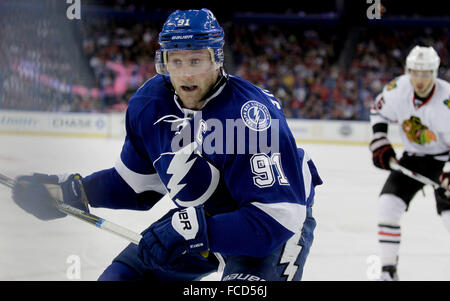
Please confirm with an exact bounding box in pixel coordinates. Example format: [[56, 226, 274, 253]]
[[11, 8, 322, 281]]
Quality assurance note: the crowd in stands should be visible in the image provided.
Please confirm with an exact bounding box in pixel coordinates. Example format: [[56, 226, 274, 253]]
[[1, 2, 448, 121], [0, 2, 103, 112], [231, 24, 449, 120], [78, 17, 161, 112], [230, 23, 344, 119]]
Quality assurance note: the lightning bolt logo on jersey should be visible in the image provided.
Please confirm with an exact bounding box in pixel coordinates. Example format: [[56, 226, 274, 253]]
[[86, 8, 322, 281], [111, 73, 322, 276], [156, 141, 220, 208]]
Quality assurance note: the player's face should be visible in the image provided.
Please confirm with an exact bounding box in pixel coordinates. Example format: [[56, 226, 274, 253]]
[[167, 49, 220, 110], [409, 70, 434, 97]]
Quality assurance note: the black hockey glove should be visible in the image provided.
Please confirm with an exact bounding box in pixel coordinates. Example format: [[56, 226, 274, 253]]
[[439, 172, 450, 196], [369, 134, 396, 170], [435, 188, 450, 215], [435, 172, 450, 215], [12, 173, 89, 221]]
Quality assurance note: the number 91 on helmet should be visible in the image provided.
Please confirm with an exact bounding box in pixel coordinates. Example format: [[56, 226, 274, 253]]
[[155, 8, 225, 77]]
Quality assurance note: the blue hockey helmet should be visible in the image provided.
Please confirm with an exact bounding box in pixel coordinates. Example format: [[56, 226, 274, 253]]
[[155, 8, 225, 75]]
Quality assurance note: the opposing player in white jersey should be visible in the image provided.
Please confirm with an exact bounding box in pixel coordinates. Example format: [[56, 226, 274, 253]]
[[369, 45, 450, 281]]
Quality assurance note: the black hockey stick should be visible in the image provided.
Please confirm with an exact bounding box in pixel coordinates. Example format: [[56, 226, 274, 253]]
[[389, 159, 441, 189], [0, 172, 141, 245]]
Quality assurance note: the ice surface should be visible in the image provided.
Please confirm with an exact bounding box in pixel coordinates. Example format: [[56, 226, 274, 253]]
[[0, 134, 448, 281]]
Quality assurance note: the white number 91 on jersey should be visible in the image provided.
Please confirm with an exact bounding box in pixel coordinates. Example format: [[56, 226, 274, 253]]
[[250, 153, 289, 188]]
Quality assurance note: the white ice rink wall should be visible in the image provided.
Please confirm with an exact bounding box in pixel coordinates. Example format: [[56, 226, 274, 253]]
[[0, 110, 124, 139], [0, 110, 403, 145]]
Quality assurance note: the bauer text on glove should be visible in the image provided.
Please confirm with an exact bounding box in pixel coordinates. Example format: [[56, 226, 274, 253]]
[[138, 206, 208, 270]]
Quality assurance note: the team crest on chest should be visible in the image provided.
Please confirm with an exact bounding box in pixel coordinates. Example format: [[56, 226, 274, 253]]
[[241, 100, 271, 131], [401, 116, 436, 145]]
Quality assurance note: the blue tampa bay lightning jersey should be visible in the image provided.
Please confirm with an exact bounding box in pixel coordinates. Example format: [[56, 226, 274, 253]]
[[82, 72, 322, 258]]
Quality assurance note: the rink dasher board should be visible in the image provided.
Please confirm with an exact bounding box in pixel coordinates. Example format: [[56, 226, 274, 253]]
[[0, 110, 403, 146]]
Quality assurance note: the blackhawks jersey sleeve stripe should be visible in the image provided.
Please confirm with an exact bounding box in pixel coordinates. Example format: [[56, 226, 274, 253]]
[[114, 157, 167, 194]]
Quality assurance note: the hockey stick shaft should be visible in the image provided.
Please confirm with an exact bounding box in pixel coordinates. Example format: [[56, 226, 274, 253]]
[[0, 173, 15, 188], [0, 172, 142, 245], [389, 159, 441, 189]]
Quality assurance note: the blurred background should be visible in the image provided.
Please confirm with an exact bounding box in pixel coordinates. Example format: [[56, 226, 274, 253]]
[[0, 0, 449, 281], [0, 0, 448, 120]]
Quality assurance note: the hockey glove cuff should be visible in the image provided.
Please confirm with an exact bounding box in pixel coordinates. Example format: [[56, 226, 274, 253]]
[[12, 173, 89, 221], [138, 206, 209, 270], [369, 134, 396, 170]]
